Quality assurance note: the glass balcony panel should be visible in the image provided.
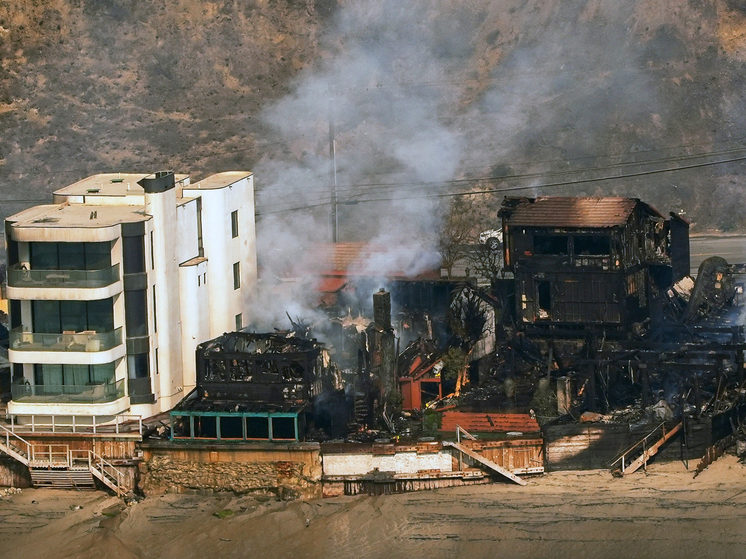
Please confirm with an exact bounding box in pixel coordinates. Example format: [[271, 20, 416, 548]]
[[6, 264, 120, 288], [9, 327, 123, 352], [11, 378, 125, 403], [128, 377, 155, 404]]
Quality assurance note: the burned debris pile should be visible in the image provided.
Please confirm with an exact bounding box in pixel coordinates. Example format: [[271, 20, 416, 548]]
[[170, 331, 341, 442], [166, 196, 746, 483]]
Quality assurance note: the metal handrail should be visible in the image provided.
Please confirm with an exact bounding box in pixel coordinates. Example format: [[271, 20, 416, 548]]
[[8, 413, 142, 436], [30, 444, 69, 465], [607, 422, 667, 470], [0, 424, 33, 465], [90, 450, 126, 496]]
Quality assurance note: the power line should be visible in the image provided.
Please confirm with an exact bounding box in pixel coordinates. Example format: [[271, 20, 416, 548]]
[[256, 152, 746, 215], [255, 145, 746, 212]]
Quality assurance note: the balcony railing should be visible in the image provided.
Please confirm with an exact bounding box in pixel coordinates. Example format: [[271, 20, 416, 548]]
[[10, 327, 123, 352], [11, 379, 125, 403], [6, 264, 120, 289]]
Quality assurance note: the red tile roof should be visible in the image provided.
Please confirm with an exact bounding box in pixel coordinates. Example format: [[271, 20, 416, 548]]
[[501, 197, 653, 228], [439, 411, 540, 434], [300, 242, 442, 280]]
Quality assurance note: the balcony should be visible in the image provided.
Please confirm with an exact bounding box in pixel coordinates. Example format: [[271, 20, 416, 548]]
[[10, 327, 123, 353], [8, 328, 126, 366], [11, 379, 125, 404], [6, 264, 120, 288]]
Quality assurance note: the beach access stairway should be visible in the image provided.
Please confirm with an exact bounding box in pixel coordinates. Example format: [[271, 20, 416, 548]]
[[442, 425, 528, 486], [0, 422, 133, 496], [608, 421, 683, 476]]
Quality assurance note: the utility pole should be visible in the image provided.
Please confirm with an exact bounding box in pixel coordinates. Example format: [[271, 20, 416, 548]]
[[328, 85, 338, 243]]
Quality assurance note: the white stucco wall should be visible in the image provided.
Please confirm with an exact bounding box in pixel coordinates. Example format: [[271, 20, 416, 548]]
[[178, 259, 209, 392], [322, 450, 453, 477]]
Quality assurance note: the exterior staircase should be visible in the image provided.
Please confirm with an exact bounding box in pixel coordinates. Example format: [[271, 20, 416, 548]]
[[0, 423, 130, 495], [443, 440, 527, 486], [29, 469, 96, 490], [608, 421, 683, 476]]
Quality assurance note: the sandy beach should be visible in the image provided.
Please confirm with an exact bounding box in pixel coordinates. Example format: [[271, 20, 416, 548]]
[[1, 455, 745, 559]]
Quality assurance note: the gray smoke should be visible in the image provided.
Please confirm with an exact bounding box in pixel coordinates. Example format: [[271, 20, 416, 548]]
[[250, 0, 471, 329]]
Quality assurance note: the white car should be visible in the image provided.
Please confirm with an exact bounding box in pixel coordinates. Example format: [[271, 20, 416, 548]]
[[479, 229, 503, 250]]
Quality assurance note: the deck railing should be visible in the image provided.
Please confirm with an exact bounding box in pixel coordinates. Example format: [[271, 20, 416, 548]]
[[6, 411, 142, 436], [9, 327, 122, 353], [6, 264, 120, 288], [11, 379, 125, 404]]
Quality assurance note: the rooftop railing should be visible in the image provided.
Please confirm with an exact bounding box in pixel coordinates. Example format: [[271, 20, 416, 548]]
[[6, 263, 120, 289]]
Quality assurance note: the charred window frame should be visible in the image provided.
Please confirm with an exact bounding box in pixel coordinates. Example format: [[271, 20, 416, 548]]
[[537, 281, 551, 318], [533, 235, 568, 255], [573, 235, 611, 256]]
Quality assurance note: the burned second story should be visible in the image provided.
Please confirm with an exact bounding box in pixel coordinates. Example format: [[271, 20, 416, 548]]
[[497, 197, 690, 333], [195, 331, 326, 404], [499, 197, 689, 278]]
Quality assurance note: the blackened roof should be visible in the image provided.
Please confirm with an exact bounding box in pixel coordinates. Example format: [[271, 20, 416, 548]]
[[500, 197, 658, 228]]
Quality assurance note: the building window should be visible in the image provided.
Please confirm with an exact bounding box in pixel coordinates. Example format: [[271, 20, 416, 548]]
[[196, 197, 204, 258], [573, 235, 611, 256], [233, 262, 240, 290], [198, 275, 201, 287], [152, 286, 157, 333], [127, 353, 150, 379], [30, 241, 112, 270], [235, 313, 242, 331], [231, 210, 239, 238], [32, 299, 114, 333], [124, 289, 148, 337], [534, 235, 568, 255], [150, 231, 155, 269], [34, 362, 115, 387], [122, 236, 145, 274]]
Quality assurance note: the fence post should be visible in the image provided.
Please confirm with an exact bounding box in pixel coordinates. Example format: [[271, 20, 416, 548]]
[[72, 415, 76, 434], [93, 416, 96, 434], [31, 415, 35, 433], [52, 415, 55, 433]]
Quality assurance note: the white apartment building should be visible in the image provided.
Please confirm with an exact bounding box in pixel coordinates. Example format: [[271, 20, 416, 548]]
[[3, 171, 257, 420]]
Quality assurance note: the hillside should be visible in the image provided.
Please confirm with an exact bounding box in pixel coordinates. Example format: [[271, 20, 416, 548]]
[[3, 0, 746, 260]]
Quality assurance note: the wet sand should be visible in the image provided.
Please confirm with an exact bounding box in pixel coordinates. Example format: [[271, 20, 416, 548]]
[[2, 455, 745, 559]]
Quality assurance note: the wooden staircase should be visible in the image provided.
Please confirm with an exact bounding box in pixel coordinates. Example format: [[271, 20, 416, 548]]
[[0, 423, 130, 495], [30, 469, 96, 490], [443, 441, 527, 486], [608, 421, 683, 476]]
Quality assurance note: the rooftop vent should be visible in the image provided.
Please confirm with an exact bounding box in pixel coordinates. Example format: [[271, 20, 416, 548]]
[[110, 178, 124, 183]]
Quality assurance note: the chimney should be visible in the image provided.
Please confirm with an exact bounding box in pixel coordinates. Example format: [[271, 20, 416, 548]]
[[373, 288, 391, 331]]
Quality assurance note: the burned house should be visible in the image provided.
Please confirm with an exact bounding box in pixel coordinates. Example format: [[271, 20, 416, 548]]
[[170, 332, 330, 442], [498, 197, 689, 335], [488, 196, 746, 472]]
